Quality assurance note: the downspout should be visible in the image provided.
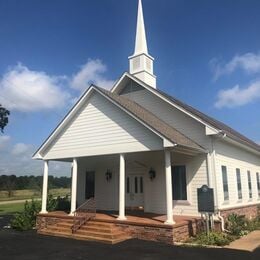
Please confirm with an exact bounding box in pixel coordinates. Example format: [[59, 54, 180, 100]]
[[218, 211, 226, 232], [210, 136, 219, 211], [213, 132, 229, 232]]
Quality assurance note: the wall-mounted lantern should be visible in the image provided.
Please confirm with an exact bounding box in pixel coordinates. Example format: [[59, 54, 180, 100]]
[[105, 169, 112, 181], [149, 168, 156, 181]]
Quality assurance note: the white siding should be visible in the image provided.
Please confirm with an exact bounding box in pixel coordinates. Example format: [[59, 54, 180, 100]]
[[215, 140, 260, 210], [43, 92, 163, 160], [121, 89, 210, 149]]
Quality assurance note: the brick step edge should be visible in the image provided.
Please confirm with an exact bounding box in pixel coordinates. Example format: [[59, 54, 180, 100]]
[[38, 230, 131, 244]]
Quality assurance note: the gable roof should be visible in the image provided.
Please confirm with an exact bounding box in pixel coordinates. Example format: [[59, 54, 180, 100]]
[[112, 72, 260, 153], [96, 87, 204, 152], [33, 85, 205, 159]]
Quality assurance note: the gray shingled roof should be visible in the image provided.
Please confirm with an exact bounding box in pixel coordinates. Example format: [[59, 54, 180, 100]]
[[96, 87, 205, 152], [129, 75, 260, 152]]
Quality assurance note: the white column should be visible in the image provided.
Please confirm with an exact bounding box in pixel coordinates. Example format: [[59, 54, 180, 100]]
[[70, 158, 78, 216], [40, 160, 49, 214], [117, 154, 127, 220], [164, 150, 175, 225]]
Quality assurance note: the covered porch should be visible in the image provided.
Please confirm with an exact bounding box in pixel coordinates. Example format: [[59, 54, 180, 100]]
[[39, 148, 206, 226]]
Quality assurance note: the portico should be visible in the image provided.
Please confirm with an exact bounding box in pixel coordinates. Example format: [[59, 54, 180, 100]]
[[39, 149, 182, 225]]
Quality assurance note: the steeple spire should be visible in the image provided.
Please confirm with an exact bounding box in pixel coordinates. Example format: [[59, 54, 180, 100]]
[[129, 0, 156, 88], [134, 0, 148, 55]]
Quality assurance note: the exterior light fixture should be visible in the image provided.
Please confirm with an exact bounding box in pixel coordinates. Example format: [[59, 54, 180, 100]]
[[149, 168, 156, 181], [105, 169, 112, 181]]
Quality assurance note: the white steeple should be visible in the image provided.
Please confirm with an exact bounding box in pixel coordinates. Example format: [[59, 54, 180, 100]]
[[129, 0, 156, 88], [134, 0, 148, 55]]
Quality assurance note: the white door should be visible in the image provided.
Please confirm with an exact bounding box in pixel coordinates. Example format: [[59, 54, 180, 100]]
[[126, 175, 144, 208]]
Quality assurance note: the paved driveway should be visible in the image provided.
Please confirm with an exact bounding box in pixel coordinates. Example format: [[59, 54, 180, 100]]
[[0, 215, 259, 260], [0, 229, 259, 260]]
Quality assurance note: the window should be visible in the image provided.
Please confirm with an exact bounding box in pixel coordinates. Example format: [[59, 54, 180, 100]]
[[172, 166, 187, 200], [256, 173, 260, 198], [236, 169, 242, 200], [134, 177, 138, 193], [126, 177, 130, 194], [140, 177, 143, 194], [247, 171, 252, 199], [85, 171, 95, 200], [221, 166, 229, 201]]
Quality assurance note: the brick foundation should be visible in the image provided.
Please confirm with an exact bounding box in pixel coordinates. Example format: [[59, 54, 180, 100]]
[[36, 214, 206, 244], [36, 214, 72, 231], [220, 203, 260, 220], [115, 218, 205, 243]]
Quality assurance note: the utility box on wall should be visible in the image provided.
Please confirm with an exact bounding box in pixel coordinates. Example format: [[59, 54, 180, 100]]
[[197, 185, 215, 213]]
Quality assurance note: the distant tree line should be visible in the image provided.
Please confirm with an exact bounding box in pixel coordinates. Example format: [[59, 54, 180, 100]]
[[0, 175, 71, 192]]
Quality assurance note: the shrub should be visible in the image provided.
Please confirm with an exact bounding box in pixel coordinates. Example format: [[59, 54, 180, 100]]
[[246, 218, 260, 231], [11, 195, 71, 231], [191, 231, 234, 246], [47, 194, 58, 211], [11, 199, 41, 231], [226, 213, 247, 236]]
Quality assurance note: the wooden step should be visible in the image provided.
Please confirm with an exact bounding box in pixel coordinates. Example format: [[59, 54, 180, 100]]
[[87, 221, 115, 228], [56, 222, 73, 228], [38, 218, 131, 244], [80, 225, 113, 233], [75, 229, 126, 240], [45, 226, 72, 233], [39, 229, 130, 244], [72, 233, 130, 244], [39, 229, 72, 239]]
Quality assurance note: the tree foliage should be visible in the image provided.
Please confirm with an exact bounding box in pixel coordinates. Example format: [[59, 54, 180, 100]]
[[0, 175, 71, 191], [0, 104, 10, 133]]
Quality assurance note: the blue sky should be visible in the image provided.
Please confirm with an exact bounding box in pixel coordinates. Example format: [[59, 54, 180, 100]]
[[0, 0, 260, 176]]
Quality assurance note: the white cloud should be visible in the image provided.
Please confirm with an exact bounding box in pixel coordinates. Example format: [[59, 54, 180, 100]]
[[0, 140, 71, 176], [210, 52, 260, 80], [215, 80, 260, 108], [0, 135, 11, 150], [0, 63, 71, 112], [71, 59, 115, 91], [12, 143, 31, 155]]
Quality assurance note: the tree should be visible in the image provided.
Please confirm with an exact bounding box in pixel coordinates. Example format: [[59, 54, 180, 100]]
[[4, 176, 16, 198], [0, 104, 10, 133]]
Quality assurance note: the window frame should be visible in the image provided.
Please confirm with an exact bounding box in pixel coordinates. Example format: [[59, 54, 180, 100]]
[[247, 171, 252, 199], [221, 166, 229, 202], [236, 168, 242, 200], [172, 165, 188, 201], [256, 172, 260, 199]]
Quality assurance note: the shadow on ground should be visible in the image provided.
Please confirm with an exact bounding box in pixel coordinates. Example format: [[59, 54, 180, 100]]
[[0, 225, 259, 260], [0, 215, 13, 229]]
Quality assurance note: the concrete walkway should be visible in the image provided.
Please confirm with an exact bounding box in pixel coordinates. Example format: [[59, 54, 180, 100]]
[[225, 230, 260, 252]]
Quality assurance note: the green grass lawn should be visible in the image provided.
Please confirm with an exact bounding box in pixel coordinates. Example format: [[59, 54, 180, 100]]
[[0, 188, 70, 202], [0, 202, 25, 215]]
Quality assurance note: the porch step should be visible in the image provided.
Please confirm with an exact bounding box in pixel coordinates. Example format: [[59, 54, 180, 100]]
[[38, 219, 130, 244], [76, 229, 126, 240]]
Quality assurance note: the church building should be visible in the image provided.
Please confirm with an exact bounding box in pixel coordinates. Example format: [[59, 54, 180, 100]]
[[34, 0, 260, 244]]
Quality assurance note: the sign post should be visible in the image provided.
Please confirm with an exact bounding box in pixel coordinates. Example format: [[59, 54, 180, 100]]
[[197, 185, 215, 234]]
